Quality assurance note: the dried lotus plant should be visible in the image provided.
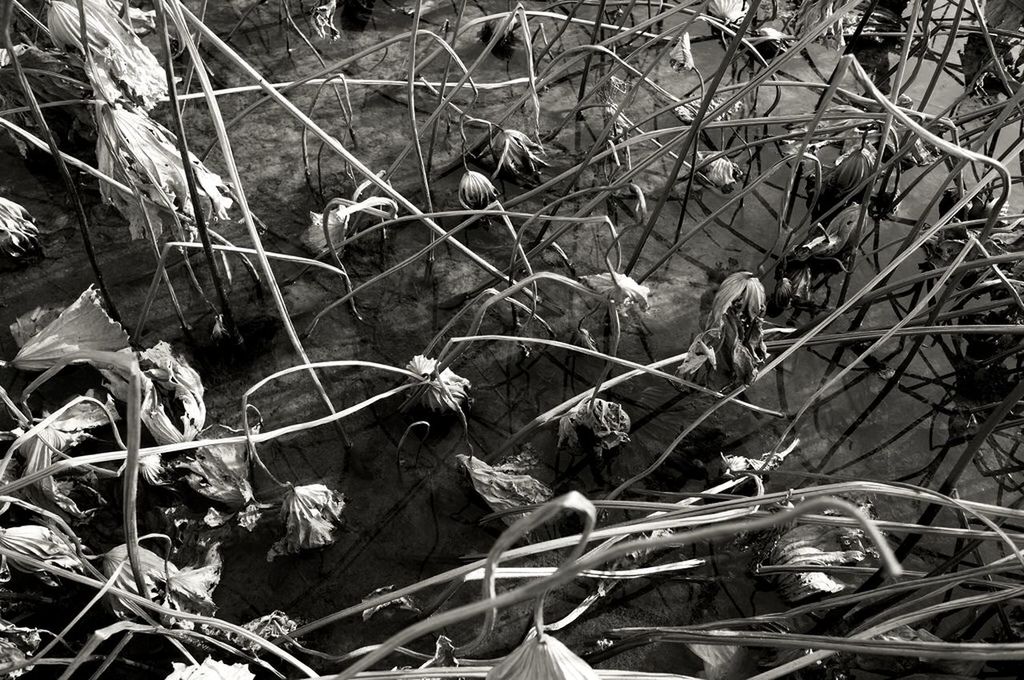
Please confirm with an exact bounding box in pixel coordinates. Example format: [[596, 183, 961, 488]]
[[97, 105, 234, 240], [680, 272, 768, 385], [267, 483, 345, 560], [3, 286, 129, 372], [46, 0, 165, 108], [767, 520, 874, 602], [457, 454, 553, 523], [557, 398, 631, 452], [101, 543, 222, 624]]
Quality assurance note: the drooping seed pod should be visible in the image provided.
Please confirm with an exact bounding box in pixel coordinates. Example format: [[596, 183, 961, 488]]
[[767, 276, 793, 317]]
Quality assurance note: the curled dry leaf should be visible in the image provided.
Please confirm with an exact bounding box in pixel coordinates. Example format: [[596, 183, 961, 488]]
[[176, 425, 254, 511], [310, 0, 340, 41], [792, 203, 864, 261], [688, 637, 751, 680], [222, 610, 300, 653], [164, 657, 255, 680], [669, 33, 694, 72], [16, 393, 114, 518], [0, 618, 41, 678], [97, 105, 233, 240], [46, 0, 165, 108], [101, 544, 222, 624], [557, 398, 631, 452], [721, 440, 798, 477], [486, 632, 599, 680], [6, 287, 129, 372], [457, 454, 553, 523], [268, 483, 345, 560], [361, 585, 421, 621], [768, 523, 870, 602], [0, 525, 83, 586]]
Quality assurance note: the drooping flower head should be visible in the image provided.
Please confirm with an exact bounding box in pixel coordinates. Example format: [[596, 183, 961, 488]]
[[97, 105, 233, 240], [582, 271, 651, 311], [405, 355, 472, 413], [0, 196, 41, 268], [458, 170, 499, 210], [707, 272, 765, 329], [268, 483, 345, 560], [827, 145, 876, 197], [490, 128, 548, 180], [47, 0, 165, 108]]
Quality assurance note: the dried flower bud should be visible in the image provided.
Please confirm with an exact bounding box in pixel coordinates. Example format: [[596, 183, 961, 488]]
[[828, 145, 876, 196], [0, 196, 41, 268], [458, 170, 499, 210], [769, 523, 868, 602], [0, 525, 83, 584], [268, 484, 345, 560], [697, 154, 742, 192], [164, 657, 254, 680], [793, 203, 863, 261], [582, 271, 651, 311], [767, 277, 793, 317], [490, 129, 548, 180], [487, 632, 599, 680], [405, 355, 471, 413]]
